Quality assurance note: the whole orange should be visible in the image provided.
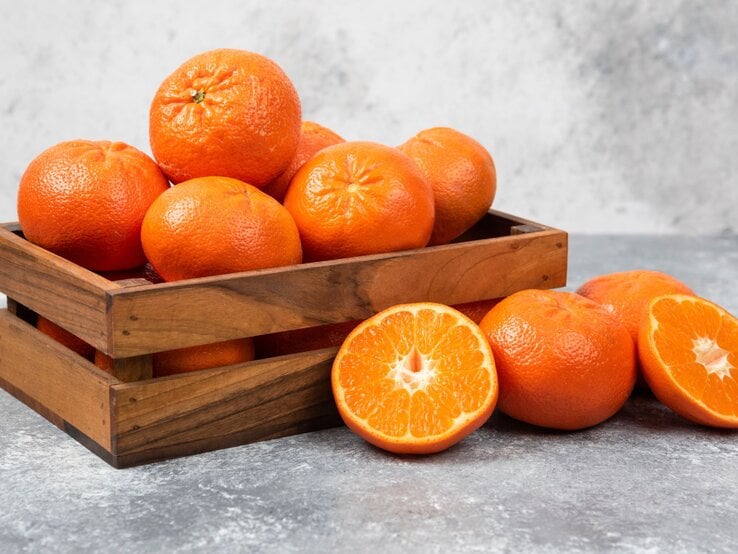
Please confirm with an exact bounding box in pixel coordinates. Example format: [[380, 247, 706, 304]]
[[262, 121, 344, 202], [479, 289, 636, 430], [283, 141, 435, 261], [576, 270, 694, 346], [399, 127, 496, 245], [149, 48, 301, 187], [141, 176, 302, 281], [95, 338, 255, 378], [17, 140, 169, 271], [577, 270, 694, 387]]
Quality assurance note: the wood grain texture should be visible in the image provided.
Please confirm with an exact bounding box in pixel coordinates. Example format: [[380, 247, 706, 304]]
[[0, 224, 113, 350], [107, 213, 568, 357], [0, 309, 117, 450], [111, 347, 340, 467], [109, 355, 153, 382]]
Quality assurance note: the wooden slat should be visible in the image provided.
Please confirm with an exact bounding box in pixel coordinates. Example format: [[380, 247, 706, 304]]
[[0, 224, 113, 350], [108, 228, 567, 356], [0, 310, 117, 450], [111, 355, 153, 382], [111, 347, 340, 467]]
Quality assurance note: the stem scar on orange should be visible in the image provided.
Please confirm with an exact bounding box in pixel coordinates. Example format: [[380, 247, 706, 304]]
[[331, 303, 498, 454], [149, 48, 301, 188], [639, 294, 738, 428], [283, 141, 435, 262]]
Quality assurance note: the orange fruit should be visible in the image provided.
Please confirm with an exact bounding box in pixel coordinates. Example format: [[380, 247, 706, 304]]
[[284, 141, 435, 261], [577, 270, 694, 387], [17, 140, 169, 270], [332, 302, 498, 454], [95, 338, 255, 378], [479, 289, 636, 430], [577, 270, 694, 345], [141, 176, 302, 281], [639, 294, 738, 428], [37, 317, 94, 361], [149, 48, 301, 187], [262, 121, 344, 202], [399, 127, 496, 245]]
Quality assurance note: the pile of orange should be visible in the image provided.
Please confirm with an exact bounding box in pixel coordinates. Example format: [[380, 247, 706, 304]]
[[15, 48, 737, 453]]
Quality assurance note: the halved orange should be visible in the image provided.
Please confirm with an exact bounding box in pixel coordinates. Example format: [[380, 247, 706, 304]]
[[639, 294, 738, 428], [331, 302, 498, 454]]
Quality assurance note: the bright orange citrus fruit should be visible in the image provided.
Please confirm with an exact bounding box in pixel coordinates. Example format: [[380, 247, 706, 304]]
[[149, 48, 301, 187], [399, 127, 496, 245], [262, 121, 344, 202], [17, 140, 169, 270], [332, 302, 498, 454], [639, 294, 738, 428], [480, 289, 636, 430], [141, 176, 302, 281], [283, 141, 435, 261]]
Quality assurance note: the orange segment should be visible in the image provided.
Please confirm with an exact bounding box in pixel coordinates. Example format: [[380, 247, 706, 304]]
[[332, 303, 498, 454], [639, 294, 738, 427]]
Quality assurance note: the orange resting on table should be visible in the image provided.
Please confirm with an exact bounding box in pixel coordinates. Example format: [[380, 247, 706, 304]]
[[639, 294, 738, 428], [479, 289, 636, 430], [331, 302, 498, 454]]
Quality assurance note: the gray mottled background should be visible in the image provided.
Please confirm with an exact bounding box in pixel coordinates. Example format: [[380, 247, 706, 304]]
[[0, 0, 736, 234]]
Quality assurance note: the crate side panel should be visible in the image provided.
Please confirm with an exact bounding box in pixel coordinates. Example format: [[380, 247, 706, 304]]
[[109, 230, 567, 357], [111, 348, 340, 461], [0, 310, 115, 450], [0, 226, 111, 350]]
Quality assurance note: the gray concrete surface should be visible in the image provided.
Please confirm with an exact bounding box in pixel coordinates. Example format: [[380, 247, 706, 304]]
[[2, 1, 738, 234], [1, 235, 737, 553]]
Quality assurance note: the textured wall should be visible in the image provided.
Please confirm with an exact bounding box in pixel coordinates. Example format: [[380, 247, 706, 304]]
[[1, 0, 736, 234]]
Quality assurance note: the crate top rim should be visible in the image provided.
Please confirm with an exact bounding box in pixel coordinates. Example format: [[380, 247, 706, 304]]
[[0, 209, 566, 297]]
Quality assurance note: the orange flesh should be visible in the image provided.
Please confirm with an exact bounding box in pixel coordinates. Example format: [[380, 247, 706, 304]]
[[335, 305, 496, 441], [651, 296, 738, 417]]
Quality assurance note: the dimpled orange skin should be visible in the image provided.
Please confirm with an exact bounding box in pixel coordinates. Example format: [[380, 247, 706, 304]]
[[262, 121, 345, 202], [399, 127, 496, 245], [141, 176, 302, 281], [17, 140, 169, 271], [577, 270, 694, 387], [479, 289, 636, 430], [283, 141, 435, 262], [95, 338, 255, 377], [576, 270, 694, 345], [149, 48, 301, 187]]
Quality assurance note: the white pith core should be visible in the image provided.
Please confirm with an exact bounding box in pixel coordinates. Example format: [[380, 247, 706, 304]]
[[692, 336, 733, 380], [386, 347, 436, 394]]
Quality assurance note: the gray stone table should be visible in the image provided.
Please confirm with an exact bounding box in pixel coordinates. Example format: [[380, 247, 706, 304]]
[[1, 236, 737, 553]]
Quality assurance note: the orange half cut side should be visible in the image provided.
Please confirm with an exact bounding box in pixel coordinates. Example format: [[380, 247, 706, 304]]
[[639, 294, 738, 428], [331, 302, 498, 454]]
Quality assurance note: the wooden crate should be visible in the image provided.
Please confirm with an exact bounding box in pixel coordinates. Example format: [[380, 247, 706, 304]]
[[0, 210, 567, 467]]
